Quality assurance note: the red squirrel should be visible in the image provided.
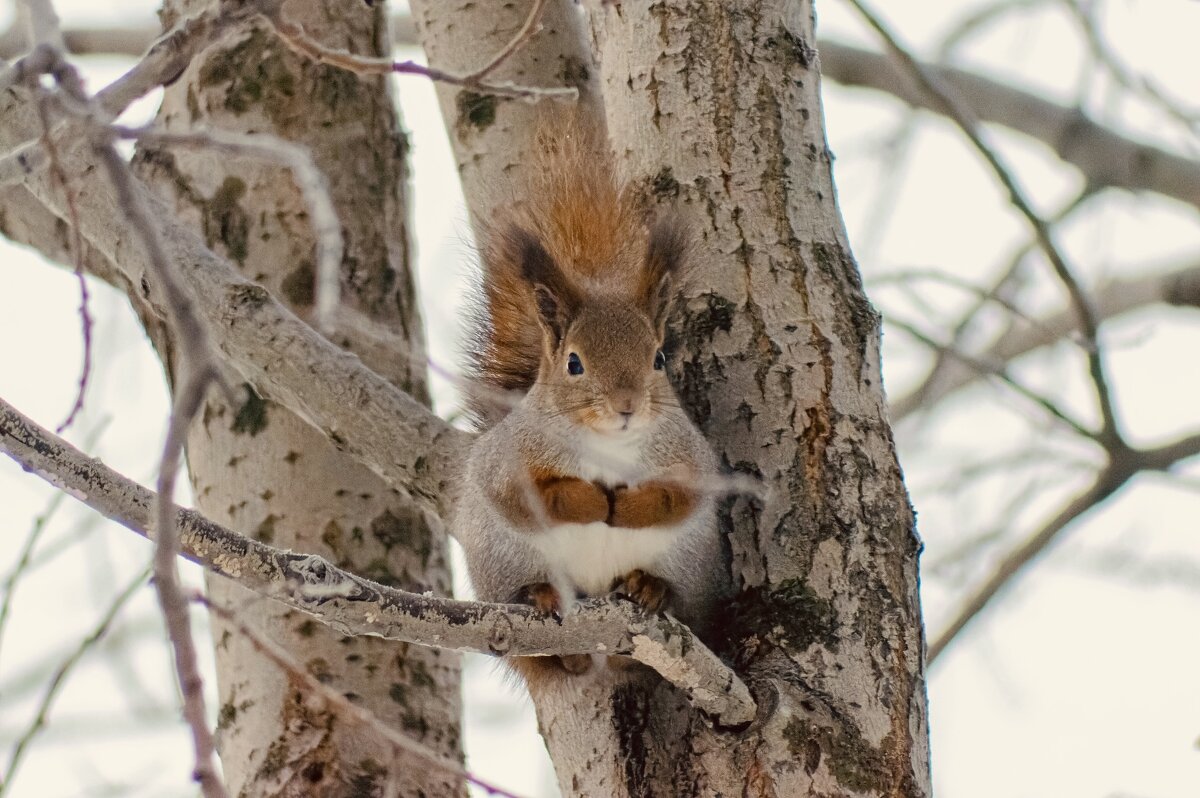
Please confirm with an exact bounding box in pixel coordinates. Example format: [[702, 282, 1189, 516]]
[[454, 122, 728, 677]]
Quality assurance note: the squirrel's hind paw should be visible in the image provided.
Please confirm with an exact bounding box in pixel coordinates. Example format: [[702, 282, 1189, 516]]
[[612, 568, 670, 613]]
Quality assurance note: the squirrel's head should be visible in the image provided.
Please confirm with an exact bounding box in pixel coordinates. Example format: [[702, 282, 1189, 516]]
[[510, 218, 688, 435]]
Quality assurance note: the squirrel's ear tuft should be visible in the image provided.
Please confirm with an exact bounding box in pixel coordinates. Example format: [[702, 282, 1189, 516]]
[[508, 226, 579, 348], [643, 215, 689, 333]]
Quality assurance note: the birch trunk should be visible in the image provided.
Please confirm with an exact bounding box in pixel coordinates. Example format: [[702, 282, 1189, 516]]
[[420, 0, 929, 794], [131, 1, 461, 794]]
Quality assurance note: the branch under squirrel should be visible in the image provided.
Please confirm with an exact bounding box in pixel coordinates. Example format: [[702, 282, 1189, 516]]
[[0, 397, 757, 726]]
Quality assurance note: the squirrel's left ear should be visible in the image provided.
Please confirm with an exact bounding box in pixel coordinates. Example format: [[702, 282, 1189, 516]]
[[510, 226, 581, 349], [642, 215, 689, 334]]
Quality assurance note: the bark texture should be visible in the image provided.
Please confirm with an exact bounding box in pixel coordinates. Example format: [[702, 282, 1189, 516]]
[[408, 0, 604, 225], [594, 3, 928, 794], [132, 2, 461, 795], [425, 1, 930, 794]]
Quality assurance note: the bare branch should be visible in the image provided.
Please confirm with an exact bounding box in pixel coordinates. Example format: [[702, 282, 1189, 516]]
[[0, 491, 68, 667], [18, 0, 64, 52], [460, 0, 550, 82], [31, 90, 91, 434], [15, 2, 231, 789], [886, 315, 1099, 441], [890, 260, 1200, 420], [9, 12, 1196, 207], [0, 397, 757, 727], [928, 430, 1200, 663], [818, 41, 1200, 211], [111, 124, 345, 335], [845, 0, 1126, 452], [0, 72, 469, 518], [1059, 0, 1199, 135]]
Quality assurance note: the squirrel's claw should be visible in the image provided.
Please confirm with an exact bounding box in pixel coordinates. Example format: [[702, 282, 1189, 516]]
[[611, 568, 671, 613]]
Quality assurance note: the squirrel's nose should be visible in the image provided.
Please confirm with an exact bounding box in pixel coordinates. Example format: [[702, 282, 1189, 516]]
[[609, 390, 640, 417]]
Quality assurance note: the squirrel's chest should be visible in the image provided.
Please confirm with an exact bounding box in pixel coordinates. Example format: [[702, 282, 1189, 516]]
[[570, 430, 645, 484], [529, 522, 681, 595]]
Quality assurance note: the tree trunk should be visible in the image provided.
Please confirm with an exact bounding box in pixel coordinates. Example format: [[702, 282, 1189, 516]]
[[132, 2, 462, 795], [420, 1, 930, 794]]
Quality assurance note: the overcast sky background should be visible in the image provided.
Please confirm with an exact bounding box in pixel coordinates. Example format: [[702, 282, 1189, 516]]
[[0, 1, 1198, 796]]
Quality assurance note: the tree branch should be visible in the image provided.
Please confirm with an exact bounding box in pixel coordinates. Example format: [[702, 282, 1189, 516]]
[[818, 40, 1200, 211], [0, 397, 757, 727], [928, 430, 1200, 663], [0, 96, 468, 523], [888, 260, 1200, 420]]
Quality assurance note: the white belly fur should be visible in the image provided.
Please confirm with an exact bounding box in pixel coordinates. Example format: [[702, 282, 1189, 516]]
[[528, 521, 682, 595], [573, 429, 644, 484]]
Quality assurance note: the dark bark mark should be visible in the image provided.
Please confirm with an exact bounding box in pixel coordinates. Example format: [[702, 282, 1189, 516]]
[[231, 383, 269, 436], [612, 681, 653, 797], [455, 91, 498, 136]]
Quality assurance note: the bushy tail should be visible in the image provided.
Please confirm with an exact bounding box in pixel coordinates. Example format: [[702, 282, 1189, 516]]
[[461, 119, 648, 427]]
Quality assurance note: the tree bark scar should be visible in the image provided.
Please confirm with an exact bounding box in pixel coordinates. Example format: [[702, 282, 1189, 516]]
[[612, 681, 652, 797]]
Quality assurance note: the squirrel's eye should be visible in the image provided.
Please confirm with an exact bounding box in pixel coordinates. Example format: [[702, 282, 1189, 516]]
[[567, 352, 584, 376], [653, 350, 666, 371]]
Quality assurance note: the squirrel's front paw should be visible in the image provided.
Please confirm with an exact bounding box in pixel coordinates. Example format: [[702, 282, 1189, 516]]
[[535, 476, 610, 524], [610, 481, 695, 528], [512, 582, 564, 615], [612, 568, 670, 613]]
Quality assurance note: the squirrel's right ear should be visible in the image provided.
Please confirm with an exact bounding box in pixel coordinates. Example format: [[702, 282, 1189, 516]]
[[508, 227, 579, 348]]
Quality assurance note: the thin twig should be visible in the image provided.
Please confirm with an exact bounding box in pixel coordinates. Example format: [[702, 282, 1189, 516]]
[[817, 41, 1200, 210], [42, 40, 230, 798], [33, 89, 92, 435], [927, 469, 1125, 664], [0, 566, 149, 797], [929, 431, 1200, 662], [0, 492, 68, 667], [844, 0, 1127, 453], [1059, 0, 1199, 137], [260, 4, 575, 101], [461, 0, 550, 81], [887, 316, 1099, 441], [0, 418, 109, 668], [888, 189, 1095, 421], [935, 0, 1049, 59], [19, 0, 64, 52]]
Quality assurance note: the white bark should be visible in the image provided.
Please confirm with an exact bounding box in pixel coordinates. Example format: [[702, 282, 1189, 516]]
[[131, 1, 461, 794]]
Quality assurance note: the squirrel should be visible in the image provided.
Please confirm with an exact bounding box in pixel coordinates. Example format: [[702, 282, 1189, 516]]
[[453, 121, 729, 680]]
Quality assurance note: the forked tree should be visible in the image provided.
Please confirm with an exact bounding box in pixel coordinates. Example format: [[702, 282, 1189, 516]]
[[0, 0, 928, 795]]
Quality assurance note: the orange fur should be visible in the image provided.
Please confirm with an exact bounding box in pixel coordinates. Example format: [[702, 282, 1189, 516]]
[[490, 466, 612, 527], [610, 481, 697, 528]]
